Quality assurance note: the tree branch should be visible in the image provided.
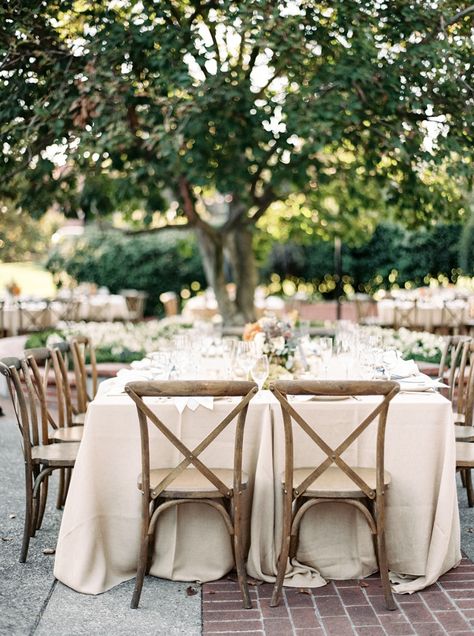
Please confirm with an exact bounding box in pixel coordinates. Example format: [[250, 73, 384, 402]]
[[178, 175, 216, 236], [248, 186, 275, 224], [245, 45, 260, 79]]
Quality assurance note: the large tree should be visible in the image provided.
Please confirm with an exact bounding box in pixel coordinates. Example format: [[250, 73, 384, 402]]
[[1, 1, 473, 322]]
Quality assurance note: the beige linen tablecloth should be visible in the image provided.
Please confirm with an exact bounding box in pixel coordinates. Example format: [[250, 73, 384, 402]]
[[54, 388, 460, 596]]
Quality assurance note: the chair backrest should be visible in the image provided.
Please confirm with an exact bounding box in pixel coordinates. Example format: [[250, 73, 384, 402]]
[[438, 335, 471, 403], [393, 299, 417, 329], [24, 347, 72, 429], [0, 356, 49, 460], [16, 298, 51, 333], [353, 294, 375, 323], [270, 380, 399, 501], [456, 340, 474, 427], [70, 336, 98, 412], [159, 291, 179, 317], [120, 289, 148, 320], [441, 300, 466, 330], [125, 380, 257, 500], [50, 341, 76, 425]]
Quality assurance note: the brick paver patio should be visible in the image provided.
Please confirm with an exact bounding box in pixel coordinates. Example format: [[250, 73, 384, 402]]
[[202, 556, 474, 635]]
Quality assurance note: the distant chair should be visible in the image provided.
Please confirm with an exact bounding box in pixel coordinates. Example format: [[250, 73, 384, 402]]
[[159, 291, 179, 317], [17, 298, 52, 333], [439, 299, 467, 336], [353, 293, 380, 326], [120, 289, 148, 322], [393, 299, 418, 330]]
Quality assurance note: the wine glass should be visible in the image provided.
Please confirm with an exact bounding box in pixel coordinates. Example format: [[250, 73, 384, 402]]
[[319, 337, 333, 379], [236, 341, 256, 379], [250, 354, 269, 390]]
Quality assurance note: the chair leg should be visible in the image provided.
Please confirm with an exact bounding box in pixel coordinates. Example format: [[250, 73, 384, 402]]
[[461, 469, 467, 488], [20, 468, 34, 563], [271, 492, 293, 607], [373, 500, 396, 611], [131, 533, 150, 609], [232, 499, 252, 609], [36, 475, 49, 530], [465, 469, 474, 508], [56, 468, 65, 509], [63, 467, 72, 505]]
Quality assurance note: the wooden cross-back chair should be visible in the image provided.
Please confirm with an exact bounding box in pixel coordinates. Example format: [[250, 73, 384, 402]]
[[0, 357, 79, 562], [125, 380, 258, 610], [50, 340, 88, 427], [23, 347, 83, 444], [269, 379, 400, 611], [438, 335, 471, 404], [453, 341, 474, 507], [393, 299, 418, 330], [70, 336, 98, 416], [25, 346, 84, 509], [17, 298, 52, 333], [440, 300, 466, 335]]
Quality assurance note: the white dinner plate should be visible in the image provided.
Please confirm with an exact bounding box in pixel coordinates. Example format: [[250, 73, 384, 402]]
[[397, 373, 435, 392]]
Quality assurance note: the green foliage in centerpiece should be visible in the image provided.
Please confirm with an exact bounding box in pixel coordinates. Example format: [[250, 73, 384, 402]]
[[243, 315, 298, 370]]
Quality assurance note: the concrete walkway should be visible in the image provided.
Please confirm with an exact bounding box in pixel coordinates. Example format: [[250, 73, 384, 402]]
[[1, 335, 473, 634]]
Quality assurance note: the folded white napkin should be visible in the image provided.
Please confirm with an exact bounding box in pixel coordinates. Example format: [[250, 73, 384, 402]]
[[385, 357, 419, 379], [173, 396, 214, 414], [116, 369, 153, 382], [130, 359, 152, 370]]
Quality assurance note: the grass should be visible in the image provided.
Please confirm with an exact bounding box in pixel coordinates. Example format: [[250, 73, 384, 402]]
[[0, 261, 56, 297]]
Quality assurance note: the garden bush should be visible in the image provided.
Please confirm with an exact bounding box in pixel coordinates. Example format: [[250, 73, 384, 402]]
[[46, 227, 206, 315], [263, 223, 464, 296]]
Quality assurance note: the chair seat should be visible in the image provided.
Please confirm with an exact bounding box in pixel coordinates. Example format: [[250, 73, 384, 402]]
[[456, 441, 474, 467], [287, 466, 392, 498], [51, 426, 84, 443], [31, 442, 80, 466], [138, 467, 249, 498], [455, 425, 474, 442]]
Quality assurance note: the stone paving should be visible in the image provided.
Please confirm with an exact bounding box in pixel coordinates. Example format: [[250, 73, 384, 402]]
[[202, 560, 474, 635]]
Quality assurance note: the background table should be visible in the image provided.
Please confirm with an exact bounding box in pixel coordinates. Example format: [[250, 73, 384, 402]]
[[54, 387, 460, 596]]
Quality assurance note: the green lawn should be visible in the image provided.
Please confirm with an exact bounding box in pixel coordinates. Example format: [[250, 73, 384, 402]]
[[0, 261, 56, 297]]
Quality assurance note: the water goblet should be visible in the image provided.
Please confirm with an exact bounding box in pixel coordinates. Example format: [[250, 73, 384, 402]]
[[319, 337, 333, 379], [250, 354, 269, 390], [237, 341, 256, 379]]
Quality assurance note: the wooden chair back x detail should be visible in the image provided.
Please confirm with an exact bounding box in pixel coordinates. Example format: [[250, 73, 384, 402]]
[[125, 380, 258, 610], [269, 379, 399, 611]]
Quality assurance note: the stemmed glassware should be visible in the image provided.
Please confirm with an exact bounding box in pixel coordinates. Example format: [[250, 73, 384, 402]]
[[250, 354, 269, 390], [236, 341, 256, 379], [319, 337, 333, 379]]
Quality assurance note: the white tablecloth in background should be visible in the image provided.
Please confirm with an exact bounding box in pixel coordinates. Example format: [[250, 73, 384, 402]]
[[78, 294, 130, 321], [54, 387, 460, 596]]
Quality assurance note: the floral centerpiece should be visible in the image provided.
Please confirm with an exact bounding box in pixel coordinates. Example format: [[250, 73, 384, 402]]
[[243, 315, 298, 371], [6, 280, 21, 296]]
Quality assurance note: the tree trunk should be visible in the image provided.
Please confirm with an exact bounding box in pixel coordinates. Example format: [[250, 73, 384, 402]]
[[195, 227, 239, 324], [194, 224, 257, 325], [225, 225, 257, 323]]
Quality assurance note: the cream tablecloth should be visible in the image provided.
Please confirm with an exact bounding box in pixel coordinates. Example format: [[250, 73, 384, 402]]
[[54, 386, 460, 596]]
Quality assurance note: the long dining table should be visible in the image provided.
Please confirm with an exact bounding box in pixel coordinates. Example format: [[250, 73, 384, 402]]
[[54, 380, 461, 596]]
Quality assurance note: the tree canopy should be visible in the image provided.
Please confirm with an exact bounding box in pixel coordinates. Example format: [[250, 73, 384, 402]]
[[1, 0, 473, 320]]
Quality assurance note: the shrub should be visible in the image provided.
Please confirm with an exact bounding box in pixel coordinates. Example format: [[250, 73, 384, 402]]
[[46, 227, 206, 315]]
